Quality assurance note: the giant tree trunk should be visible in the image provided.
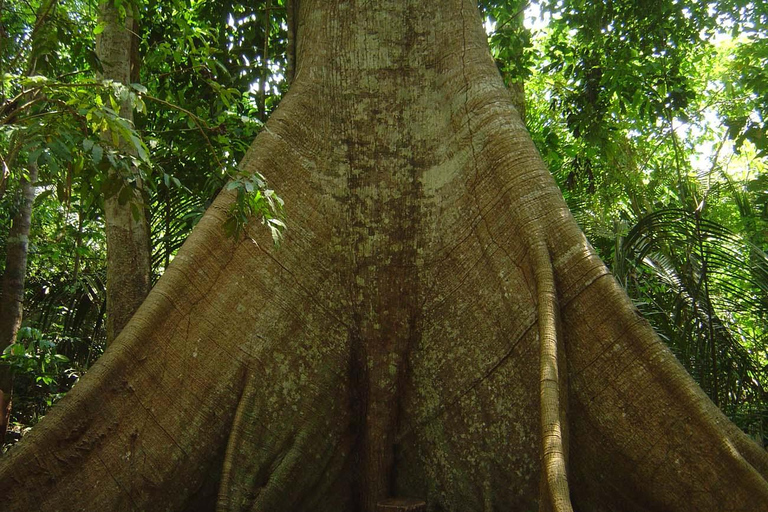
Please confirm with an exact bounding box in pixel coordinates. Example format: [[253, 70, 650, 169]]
[[96, 1, 151, 344], [2, 1, 767, 511], [0, 165, 37, 445]]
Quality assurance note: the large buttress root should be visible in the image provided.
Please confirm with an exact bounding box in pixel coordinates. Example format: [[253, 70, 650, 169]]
[[0, 83, 355, 511], [562, 266, 768, 511]]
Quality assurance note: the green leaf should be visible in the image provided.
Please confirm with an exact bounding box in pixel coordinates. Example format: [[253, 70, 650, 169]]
[[91, 144, 104, 164], [131, 134, 148, 162], [131, 202, 141, 221], [130, 83, 147, 94], [28, 148, 44, 165]]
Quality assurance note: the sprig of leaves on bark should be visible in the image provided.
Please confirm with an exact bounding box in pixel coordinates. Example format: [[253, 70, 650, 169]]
[[224, 172, 285, 243]]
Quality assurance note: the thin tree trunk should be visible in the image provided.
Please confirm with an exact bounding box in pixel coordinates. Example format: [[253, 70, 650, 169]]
[[507, 7, 527, 121], [96, 1, 151, 344], [258, 0, 272, 122], [1, 1, 768, 511], [0, 164, 38, 445], [0, 1, 59, 444]]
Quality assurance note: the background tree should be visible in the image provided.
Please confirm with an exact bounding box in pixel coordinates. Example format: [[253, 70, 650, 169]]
[[0, 0, 78, 444], [96, 0, 152, 344], [0, 163, 37, 443], [0, 0, 281, 444], [0, 0, 151, 440]]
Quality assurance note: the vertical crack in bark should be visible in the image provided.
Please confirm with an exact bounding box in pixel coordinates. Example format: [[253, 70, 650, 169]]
[[459, 0, 481, 192]]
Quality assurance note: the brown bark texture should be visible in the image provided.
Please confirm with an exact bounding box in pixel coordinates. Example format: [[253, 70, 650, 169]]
[[0, 165, 37, 446], [2, 1, 768, 511], [96, 1, 151, 344]]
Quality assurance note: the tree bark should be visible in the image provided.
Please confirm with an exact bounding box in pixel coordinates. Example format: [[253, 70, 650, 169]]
[[96, 1, 151, 344], [0, 164, 38, 445], [2, 1, 768, 511]]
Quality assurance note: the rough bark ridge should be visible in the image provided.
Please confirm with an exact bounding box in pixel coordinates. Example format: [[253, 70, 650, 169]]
[[96, 1, 152, 343], [2, 1, 768, 511]]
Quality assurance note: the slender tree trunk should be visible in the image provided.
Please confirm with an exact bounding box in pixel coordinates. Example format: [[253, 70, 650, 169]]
[[505, 6, 527, 121], [258, 0, 272, 122], [96, 2, 151, 344], [1, 1, 768, 511], [0, 164, 38, 445]]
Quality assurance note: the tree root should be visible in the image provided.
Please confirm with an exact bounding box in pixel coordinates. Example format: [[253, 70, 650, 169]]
[[217, 368, 253, 511], [534, 240, 574, 512]]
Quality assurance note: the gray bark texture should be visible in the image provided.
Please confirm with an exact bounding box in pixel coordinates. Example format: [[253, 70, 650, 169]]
[[96, 0, 151, 344], [1, 1, 767, 511]]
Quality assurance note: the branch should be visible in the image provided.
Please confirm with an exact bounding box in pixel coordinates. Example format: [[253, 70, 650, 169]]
[[139, 93, 223, 171]]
